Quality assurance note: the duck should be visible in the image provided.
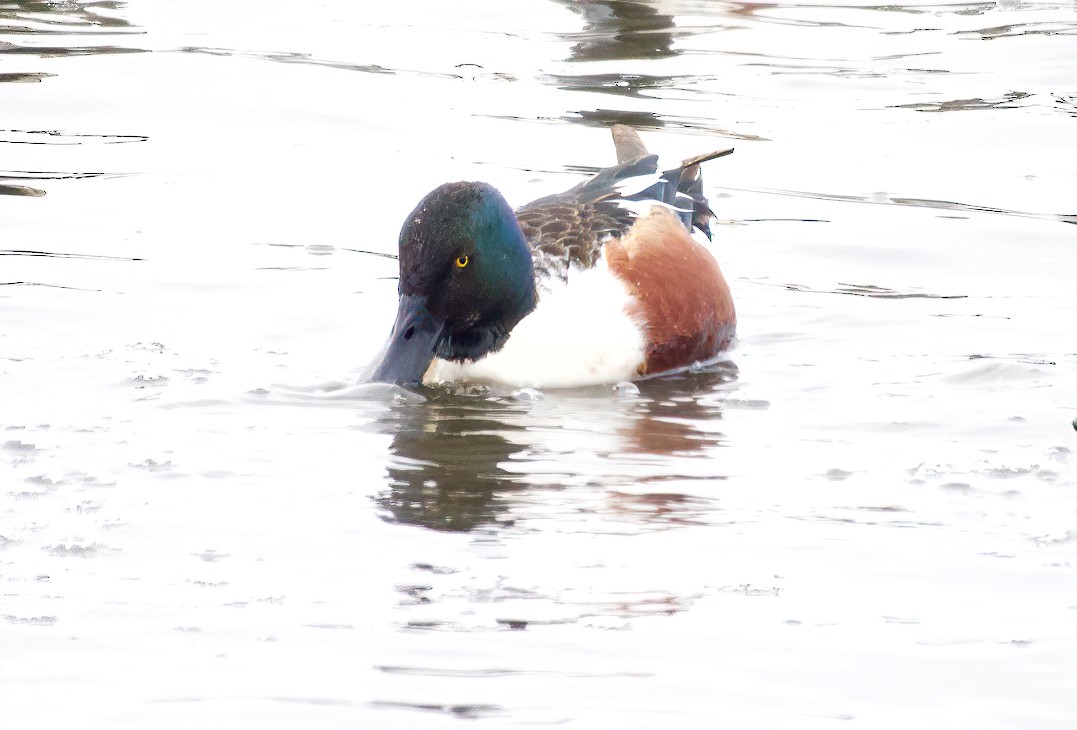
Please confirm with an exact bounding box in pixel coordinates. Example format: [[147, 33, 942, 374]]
[[367, 124, 736, 389]]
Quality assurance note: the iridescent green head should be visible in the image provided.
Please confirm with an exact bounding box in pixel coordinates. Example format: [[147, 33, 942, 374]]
[[369, 182, 536, 384]]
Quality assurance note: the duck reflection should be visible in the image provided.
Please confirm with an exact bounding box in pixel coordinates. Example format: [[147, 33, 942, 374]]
[[620, 364, 737, 456], [375, 390, 529, 532], [374, 364, 737, 533]]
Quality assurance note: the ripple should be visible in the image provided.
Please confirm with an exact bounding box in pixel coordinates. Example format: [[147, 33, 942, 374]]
[[0, 40, 145, 57], [376, 664, 650, 678], [370, 700, 504, 720], [954, 21, 1077, 40], [892, 91, 1032, 112], [567, 109, 769, 140], [0, 248, 141, 261], [0, 183, 45, 196], [722, 184, 1077, 225], [0, 129, 148, 145], [45, 542, 105, 557], [4, 614, 56, 626], [773, 281, 968, 300], [180, 46, 464, 80], [833, 283, 967, 300], [0, 71, 51, 82], [0, 1, 137, 33], [273, 697, 352, 707]]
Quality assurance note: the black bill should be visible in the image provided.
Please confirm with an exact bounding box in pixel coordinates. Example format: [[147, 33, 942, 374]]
[[367, 294, 443, 384]]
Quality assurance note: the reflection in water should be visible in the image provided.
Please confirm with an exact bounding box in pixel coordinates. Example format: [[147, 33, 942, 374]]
[[0, 71, 51, 83], [727, 184, 1077, 226], [0, 182, 45, 197], [374, 391, 530, 532], [566, 108, 767, 140], [550, 1, 678, 129], [179, 46, 466, 82], [542, 2, 759, 138], [619, 365, 736, 456], [0, 42, 143, 57], [552, 1, 680, 130], [1, 2, 143, 197], [893, 91, 1032, 113], [0, 0, 135, 31], [546, 71, 678, 100], [0, 169, 109, 200], [0, 132, 146, 198], [1055, 93, 1077, 118], [374, 365, 737, 533], [955, 21, 1077, 40], [555, 0, 678, 62]]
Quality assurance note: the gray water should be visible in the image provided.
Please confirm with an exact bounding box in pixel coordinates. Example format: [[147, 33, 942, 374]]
[[2, 1, 1076, 728]]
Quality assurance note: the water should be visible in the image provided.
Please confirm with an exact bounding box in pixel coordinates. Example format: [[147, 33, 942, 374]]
[[2, 1, 1076, 727]]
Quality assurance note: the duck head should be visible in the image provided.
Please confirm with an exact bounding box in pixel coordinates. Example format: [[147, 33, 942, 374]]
[[368, 181, 537, 384]]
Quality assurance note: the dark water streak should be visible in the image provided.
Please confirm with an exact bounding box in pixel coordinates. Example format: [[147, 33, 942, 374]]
[[721, 185, 1077, 225]]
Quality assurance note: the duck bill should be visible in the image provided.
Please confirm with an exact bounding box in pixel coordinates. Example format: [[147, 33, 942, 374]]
[[367, 294, 443, 384]]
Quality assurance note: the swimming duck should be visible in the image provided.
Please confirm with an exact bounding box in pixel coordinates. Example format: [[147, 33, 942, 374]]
[[368, 124, 736, 388]]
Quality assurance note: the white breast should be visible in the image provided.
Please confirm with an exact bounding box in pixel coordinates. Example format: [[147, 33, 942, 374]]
[[423, 257, 646, 389]]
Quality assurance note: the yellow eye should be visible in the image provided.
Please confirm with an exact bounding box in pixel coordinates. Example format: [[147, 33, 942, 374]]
[[455, 254, 469, 269]]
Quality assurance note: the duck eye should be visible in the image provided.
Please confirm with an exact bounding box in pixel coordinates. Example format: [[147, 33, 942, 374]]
[[455, 254, 469, 269]]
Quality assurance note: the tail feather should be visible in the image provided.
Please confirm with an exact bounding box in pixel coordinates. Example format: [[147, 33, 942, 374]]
[[663, 148, 734, 241], [611, 124, 650, 164], [676, 148, 735, 170], [608, 125, 734, 240], [549, 125, 735, 241]]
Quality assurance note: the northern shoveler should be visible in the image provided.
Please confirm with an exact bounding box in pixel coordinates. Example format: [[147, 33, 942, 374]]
[[367, 124, 736, 388]]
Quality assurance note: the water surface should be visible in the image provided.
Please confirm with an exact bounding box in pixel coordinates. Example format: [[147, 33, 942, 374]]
[[2, 1, 1076, 728]]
